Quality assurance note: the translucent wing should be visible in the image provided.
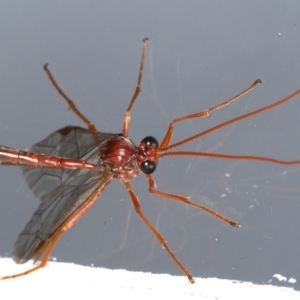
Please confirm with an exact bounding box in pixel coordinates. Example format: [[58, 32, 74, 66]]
[[13, 126, 116, 263], [22, 126, 114, 202]]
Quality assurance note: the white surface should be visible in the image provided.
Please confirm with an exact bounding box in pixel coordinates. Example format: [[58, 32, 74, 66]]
[[0, 258, 298, 300]]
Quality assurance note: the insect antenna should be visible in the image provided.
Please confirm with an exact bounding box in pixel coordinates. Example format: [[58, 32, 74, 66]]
[[159, 86, 300, 166]]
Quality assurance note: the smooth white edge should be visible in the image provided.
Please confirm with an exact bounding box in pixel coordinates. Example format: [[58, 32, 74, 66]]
[[0, 258, 299, 300]]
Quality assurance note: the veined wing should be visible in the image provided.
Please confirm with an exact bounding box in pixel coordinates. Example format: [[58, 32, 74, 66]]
[[12, 167, 112, 264], [22, 126, 115, 202], [13, 126, 116, 263]]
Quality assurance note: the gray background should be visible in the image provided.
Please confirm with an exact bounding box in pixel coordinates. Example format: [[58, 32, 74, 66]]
[[1, 1, 300, 290]]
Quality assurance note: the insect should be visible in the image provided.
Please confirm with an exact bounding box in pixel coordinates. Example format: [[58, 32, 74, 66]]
[[1, 38, 300, 283]]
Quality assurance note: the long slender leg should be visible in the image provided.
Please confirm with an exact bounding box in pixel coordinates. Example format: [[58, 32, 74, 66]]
[[123, 181, 195, 284], [122, 38, 148, 137], [160, 79, 262, 149], [0, 227, 67, 280], [161, 86, 300, 151], [146, 174, 240, 228], [0, 182, 106, 280], [43, 63, 96, 131]]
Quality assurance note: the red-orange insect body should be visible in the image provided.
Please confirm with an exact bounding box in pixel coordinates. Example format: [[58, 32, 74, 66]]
[[99, 134, 139, 181], [1, 38, 300, 283]]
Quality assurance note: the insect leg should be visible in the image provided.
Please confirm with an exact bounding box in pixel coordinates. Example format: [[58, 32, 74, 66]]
[[0, 229, 66, 280], [160, 86, 300, 151], [160, 79, 262, 149], [122, 38, 148, 137], [43, 63, 96, 131], [123, 181, 195, 284], [146, 174, 240, 228], [1, 182, 107, 280]]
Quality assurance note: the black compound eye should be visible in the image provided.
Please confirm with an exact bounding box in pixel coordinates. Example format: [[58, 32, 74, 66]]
[[140, 160, 157, 174], [142, 136, 159, 148]]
